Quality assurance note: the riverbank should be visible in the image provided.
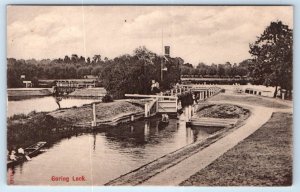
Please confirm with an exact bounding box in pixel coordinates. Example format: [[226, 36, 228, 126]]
[[181, 112, 292, 186], [68, 87, 107, 97], [7, 100, 144, 150], [208, 93, 291, 109], [194, 104, 249, 119], [7, 88, 52, 100]]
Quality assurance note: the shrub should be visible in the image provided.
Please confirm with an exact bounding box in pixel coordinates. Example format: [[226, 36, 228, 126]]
[[102, 94, 113, 103]]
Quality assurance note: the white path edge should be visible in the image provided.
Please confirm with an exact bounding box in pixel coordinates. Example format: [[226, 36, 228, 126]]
[[141, 101, 292, 186]]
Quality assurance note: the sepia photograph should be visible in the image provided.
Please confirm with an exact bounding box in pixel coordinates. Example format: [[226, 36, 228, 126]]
[[6, 5, 293, 186]]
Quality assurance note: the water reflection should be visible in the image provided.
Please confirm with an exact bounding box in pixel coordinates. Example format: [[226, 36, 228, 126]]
[[8, 116, 223, 185]]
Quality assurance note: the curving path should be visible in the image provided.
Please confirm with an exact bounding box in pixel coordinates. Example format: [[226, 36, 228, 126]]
[[141, 96, 292, 185]]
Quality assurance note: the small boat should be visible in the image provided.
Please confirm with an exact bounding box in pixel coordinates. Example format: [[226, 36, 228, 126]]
[[158, 114, 169, 129], [7, 141, 47, 167]]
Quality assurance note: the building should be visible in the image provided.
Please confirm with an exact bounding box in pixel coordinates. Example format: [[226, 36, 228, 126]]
[[23, 80, 32, 88]]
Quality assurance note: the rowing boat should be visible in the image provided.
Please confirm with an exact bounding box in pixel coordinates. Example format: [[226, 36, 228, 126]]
[[7, 141, 47, 167]]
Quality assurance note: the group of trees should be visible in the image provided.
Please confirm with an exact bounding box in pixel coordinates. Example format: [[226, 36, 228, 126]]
[[101, 47, 181, 98], [249, 21, 293, 98], [7, 54, 109, 88], [181, 20, 293, 98], [7, 20, 293, 99], [7, 46, 182, 99], [180, 60, 250, 78]]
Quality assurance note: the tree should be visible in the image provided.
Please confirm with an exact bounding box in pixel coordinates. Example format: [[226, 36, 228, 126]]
[[87, 57, 91, 64], [91, 66, 102, 77], [217, 64, 225, 77], [78, 56, 85, 64], [206, 64, 217, 76], [64, 55, 71, 63], [196, 62, 207, 76], [249, 21, 293, 97], [100, 47, 181, 99], [71, 54, 79, 63], [77, 67, 90, 78], [92, 55, 101, 64]]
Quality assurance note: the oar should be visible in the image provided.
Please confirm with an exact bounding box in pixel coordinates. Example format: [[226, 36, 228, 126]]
[[25, 155, 31, 161]]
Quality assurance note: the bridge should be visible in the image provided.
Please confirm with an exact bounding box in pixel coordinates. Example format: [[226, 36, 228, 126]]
[[87, 85, 222, 127], [125, 85, 222, 119], [53, 79, 96, 95], [125, 94, 178, 117]]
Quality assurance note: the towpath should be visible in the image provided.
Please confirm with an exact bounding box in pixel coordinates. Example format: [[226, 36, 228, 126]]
[[141, 96, 292, 185]]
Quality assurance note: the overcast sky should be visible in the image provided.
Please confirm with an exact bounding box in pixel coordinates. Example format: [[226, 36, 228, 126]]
[[7, 6, 293, 65]]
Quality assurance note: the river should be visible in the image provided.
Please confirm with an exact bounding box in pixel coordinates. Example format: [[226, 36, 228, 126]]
[[7, 96, 222, 185], [7, 96, 101, 117]]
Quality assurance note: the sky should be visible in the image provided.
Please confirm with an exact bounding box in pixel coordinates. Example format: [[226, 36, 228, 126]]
[[7, 6, 293, 65]]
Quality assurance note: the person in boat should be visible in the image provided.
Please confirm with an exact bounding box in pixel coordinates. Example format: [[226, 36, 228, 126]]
[[17, 147, 25, 157], [9, 150, 17, 161]]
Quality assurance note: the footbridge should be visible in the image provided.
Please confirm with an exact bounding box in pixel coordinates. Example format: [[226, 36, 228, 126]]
[[125, 94, 178, 117], [125, 85, 222, 118]]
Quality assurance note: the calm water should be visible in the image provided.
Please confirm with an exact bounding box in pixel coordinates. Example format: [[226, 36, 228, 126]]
[[7, 96, 101, 117], [7, 116, 221, 185]]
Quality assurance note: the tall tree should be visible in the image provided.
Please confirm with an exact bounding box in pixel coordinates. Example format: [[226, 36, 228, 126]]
[[71, 54, 79, 63], [249, 21, 293, 97]]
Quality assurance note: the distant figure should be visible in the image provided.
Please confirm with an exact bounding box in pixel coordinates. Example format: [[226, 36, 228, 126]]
[[53, 86, 59, 97], [151, 80, 160, 94], [162, 114, 169, 122], [55, 97, 62, 109]]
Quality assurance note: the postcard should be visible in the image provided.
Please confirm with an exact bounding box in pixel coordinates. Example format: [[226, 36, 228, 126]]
[[6, 5, 293, 186]]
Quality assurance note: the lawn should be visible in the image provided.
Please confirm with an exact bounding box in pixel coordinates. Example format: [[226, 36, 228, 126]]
[[208, 94, 291, 109], [180, 112, 292, 186]]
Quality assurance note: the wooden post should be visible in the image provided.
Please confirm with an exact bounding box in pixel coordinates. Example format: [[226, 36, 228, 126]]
[[131, 115, 135, 121], [145, 103, 148, 117], [192, 105, 195, 116], [282, 93, 285, 100], [92, 103, 96, 127], [189, 105, 192, 120]]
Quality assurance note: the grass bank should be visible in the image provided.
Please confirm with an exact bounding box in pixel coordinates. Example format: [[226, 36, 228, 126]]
[[8, 88, 52, 100], [209, 94, 291, 109], [68, 88, 107, 97], [7, 100, 143, 150], [194, 104, 249, 119], [181, 112, 292, 186]]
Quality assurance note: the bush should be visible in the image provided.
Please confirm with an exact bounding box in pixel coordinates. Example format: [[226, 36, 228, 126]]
[[102, 94, 113, 103]]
